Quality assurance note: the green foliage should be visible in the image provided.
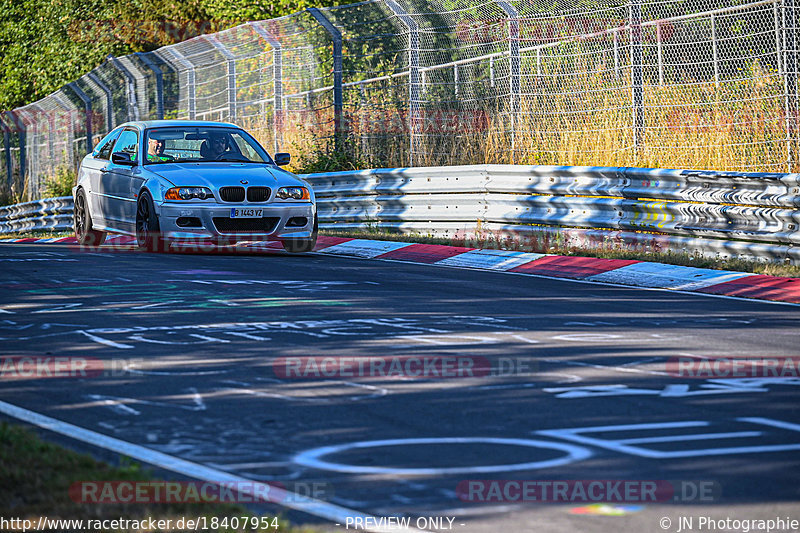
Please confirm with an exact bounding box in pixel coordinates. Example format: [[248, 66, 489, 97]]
[[0, 422, 314, 531], [291, 127, 366, 173], [0, 0, 352, 111], [42, 165, 76, 198]]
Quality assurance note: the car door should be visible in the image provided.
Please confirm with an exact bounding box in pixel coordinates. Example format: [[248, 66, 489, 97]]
[[102, 128, 139, 230], [83, 128, 121, 222]]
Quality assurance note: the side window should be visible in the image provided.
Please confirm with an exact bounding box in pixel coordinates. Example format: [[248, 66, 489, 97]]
[[114, 129, 140, 163], [95, 128, 122, 161]]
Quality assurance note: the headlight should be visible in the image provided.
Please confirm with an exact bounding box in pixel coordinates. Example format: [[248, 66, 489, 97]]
[[276, 186, 310, 200], [164, 187, 213, 200]]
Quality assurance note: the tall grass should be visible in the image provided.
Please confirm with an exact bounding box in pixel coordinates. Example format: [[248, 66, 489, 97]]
[[239, 59, 795, 173], [486, 59, 793, 171]]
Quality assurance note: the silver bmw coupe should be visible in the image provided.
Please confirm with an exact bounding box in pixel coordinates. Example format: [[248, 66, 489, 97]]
[[72, 120, 317, 253]]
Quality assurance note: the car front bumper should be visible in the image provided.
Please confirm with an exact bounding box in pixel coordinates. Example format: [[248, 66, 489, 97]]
[[156, 201, 316, 242]]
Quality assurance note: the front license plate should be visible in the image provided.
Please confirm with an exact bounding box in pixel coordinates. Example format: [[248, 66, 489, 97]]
[[230, 208, 263, 218]]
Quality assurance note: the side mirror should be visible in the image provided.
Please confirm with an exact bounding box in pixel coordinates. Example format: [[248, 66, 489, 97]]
[[274, 152, 291, 166], [111, 152, 136, 166]]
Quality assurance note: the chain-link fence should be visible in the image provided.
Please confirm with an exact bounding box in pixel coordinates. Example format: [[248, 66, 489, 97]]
[[1, 0, 798, 201]]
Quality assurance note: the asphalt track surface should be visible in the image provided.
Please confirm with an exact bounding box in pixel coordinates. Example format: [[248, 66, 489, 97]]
[[1, 242, 799, 533]]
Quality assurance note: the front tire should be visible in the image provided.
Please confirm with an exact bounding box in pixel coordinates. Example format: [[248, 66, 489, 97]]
[[282, 215, 318, 253], [136, 191, 167, 252], [73, 188, 106, 246]]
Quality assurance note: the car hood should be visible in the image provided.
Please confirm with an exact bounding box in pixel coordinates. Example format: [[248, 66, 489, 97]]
[[147, 163, 305, 189]]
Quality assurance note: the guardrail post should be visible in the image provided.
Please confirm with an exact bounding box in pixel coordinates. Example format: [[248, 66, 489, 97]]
[[496, 1, 520, 164], [164, 48, 196, 119], [86, 72, 114, 132], [107, 55, 139, 122], [204, 35, 237, 121], [249, 22, 284, 153], [67, 82, 93, 153], [308, 9, 344, 153], [784, 0, 798, 171], [136, 52, 165, 120], [385, 0, 420, 166], [629, 0, 645, 160]]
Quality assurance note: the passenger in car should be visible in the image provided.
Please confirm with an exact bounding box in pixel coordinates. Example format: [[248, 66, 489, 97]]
[[147, 137, 174, 162]]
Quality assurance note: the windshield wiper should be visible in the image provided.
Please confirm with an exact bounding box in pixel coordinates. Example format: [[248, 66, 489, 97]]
[[214, 157, 259, 163]]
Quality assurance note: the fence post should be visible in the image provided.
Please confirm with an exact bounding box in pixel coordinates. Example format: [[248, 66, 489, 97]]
[[205, 35, 237, 121], [359, 84, 367, 156], [19, 108, 38, 198], [53, 93, 76, 171], [497, 1, 520, 164], [1, 116, 12, 191], [775, 1, 784, 75], [656, 22, 664, 85], [164, 48, 196, 119], [711, 15, 720, 89], [784, 0, 798, 171], [9, 111, 26, 187], [136, 52, 165, 120], [249, 22, 284, 153], [385, 0, 420, 166], [107, 55, 139, 122], [629, 0, 645, 160], [68, 82, 93, 154], [308, 9, 344, 153], [86, 72, 114, 132]]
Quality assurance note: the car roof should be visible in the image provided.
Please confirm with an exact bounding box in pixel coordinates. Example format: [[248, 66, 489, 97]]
[[118, 120, 240, 130]]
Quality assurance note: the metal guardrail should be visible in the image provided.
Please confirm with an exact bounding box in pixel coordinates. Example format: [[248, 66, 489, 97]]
[[3, 166, 799, 263], [0, 196, 73, 235], [305, 165, 800, 262]]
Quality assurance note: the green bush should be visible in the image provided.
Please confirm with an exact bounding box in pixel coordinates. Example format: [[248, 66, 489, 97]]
[[41, 166, 76, 198]]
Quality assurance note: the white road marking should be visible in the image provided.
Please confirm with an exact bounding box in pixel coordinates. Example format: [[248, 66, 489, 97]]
[[131, 300, 184, 310], [293, 437, 592, 475], [81, 390, 207, 414], [209, 461, 292, 470], [540, 357, 670, 376], [536, 418, 800, 458], [86, 395, 141, 416], [77, 330, 134, 349]]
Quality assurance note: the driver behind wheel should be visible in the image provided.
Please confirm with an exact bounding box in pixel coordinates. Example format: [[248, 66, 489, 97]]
[[200, 133, 229, 160]]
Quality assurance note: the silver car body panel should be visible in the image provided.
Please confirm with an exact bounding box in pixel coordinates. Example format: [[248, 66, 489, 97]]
[[72, 120, 316, 242]]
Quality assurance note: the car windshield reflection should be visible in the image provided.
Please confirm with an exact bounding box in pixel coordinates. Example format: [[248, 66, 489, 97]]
[[144, 127, 273, 165]]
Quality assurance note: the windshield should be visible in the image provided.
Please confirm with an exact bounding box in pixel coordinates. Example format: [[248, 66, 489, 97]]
[[143, 127, 272, 165]]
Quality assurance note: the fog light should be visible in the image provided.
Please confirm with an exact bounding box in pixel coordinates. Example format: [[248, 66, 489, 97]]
[[176, 217, 202, 228], [286, 217, 308, 227]]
